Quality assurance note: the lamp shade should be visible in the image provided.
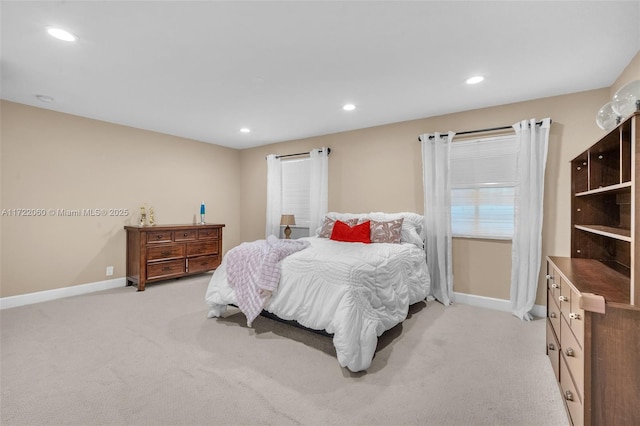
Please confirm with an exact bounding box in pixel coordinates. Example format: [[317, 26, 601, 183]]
[[280, 214, 296, 226]]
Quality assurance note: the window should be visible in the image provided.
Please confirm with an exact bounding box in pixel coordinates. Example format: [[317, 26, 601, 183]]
[[450, 135, 517, 239], [281, 158, 311, 227]]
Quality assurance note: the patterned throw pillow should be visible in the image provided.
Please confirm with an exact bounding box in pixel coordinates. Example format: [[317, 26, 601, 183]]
[[370, 218, 404, 243], [318, 217, 358, 238]]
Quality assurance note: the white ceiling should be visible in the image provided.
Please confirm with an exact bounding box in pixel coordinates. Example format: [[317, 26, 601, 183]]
[[2, 1, 639, 149]]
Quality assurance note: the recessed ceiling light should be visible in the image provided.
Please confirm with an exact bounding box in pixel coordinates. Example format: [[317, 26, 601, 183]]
[[240, 128, 251, 133], [47, 27, 77, 42], [466, 76, 484, 85], [343, 104, 356, 111], [35, 94, 54, 103]]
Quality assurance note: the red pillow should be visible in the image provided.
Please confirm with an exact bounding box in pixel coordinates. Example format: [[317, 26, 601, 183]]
[[330, 220, 371, 244]]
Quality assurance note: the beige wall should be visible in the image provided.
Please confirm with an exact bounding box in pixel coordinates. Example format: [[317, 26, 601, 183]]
[[0, 101, 241, 297], [239, 53, 640, 305], [611, 51, 640, 97]]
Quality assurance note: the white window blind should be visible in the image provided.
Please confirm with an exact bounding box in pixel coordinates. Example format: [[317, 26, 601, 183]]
[[281, 158, 311, 227], [451, 135, 517, 239]]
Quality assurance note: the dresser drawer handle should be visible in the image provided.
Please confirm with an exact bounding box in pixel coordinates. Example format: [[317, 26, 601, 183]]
[[564, 390, 574, 402], [551, 283, 559, 289], [548, 343, 556, 351], [546, 274, 551, 279], [559, 296, 568, 302], [183, 233, 190, 237], [161, 250, 171, 256], [156, 235, 163, 239], [569, 312, 581, 320], [162, 266, 171, 272], [550, 312, 556, 318], [565, 348, 575, 357]]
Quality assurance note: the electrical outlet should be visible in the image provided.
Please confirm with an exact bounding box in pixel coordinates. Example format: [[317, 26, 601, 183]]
[[106, 266, 114, 276]]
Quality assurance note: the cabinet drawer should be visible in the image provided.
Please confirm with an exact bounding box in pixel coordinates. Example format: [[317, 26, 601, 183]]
[[187, 241, 219, 257], [560, 279, 585, 348], [569, 297, 584, 349], [147, 231, 173, 243], [188, 254, 220, 274], [547, 267, 561, 306], [546, 319, 560, 381], [198, 228, 220, 239], [548, 289, 561, 335], [561, 316, 584, 401], [175, 230, 197, 241], [147, 244, 185, 261], [559, 276, 573, 319], [560, 356, 584, 426], [147, 259, 185, 280]]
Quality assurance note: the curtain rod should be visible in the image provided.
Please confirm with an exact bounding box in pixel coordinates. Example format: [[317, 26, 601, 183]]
[[417, 120, 551, 141], [267, 147, 331, 159]]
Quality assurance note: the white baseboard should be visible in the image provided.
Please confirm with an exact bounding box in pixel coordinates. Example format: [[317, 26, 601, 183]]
[[454, 291, 546, 319], [0, 278, 127, 310]]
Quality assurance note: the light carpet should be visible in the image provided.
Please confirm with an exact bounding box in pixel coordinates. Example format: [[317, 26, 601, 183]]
[[0, 274, 569, 425]]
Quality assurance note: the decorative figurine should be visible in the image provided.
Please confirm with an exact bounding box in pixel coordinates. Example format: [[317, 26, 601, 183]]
[[139, 206, 146, 226], [148, 207, 156, 226]]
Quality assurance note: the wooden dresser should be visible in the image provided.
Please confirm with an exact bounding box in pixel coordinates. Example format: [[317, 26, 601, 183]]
[[546, 257, 640, 425], [546, 111, 639, 425], [125, 223, 224, 291]]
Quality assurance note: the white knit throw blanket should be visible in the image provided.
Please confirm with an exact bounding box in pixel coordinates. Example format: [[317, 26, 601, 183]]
[[226, 235, 310, 326]]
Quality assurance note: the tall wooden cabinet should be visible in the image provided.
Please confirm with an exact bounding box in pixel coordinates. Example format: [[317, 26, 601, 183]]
[[546, 112, 640, 425]]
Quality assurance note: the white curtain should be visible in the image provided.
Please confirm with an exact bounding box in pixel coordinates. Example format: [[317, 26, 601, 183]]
[[309, 148, 329, 236], [510, 118, 551, 321], [265, 154, 282, 239], [421, 131, 455, 306]]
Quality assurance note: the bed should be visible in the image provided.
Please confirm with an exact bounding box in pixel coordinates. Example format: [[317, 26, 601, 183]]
[[205, 212, 430, 372]]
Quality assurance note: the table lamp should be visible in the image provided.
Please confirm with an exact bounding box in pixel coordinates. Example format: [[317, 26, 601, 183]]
[[280, 214, 296, 239]]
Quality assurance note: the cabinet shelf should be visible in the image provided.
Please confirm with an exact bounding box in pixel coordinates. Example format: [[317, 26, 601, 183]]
[[574, 224, 632, 242], [575, 181, 631, 197], [570, 111, 638, 306]]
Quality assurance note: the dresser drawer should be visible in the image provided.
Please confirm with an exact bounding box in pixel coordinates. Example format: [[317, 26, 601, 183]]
[[546, 319, 560, 381], [561, 316, 584, 402], [175, 230, 197, 241], [568, 296, 584, 349], [560, 355, 584, 426], [147, 244, 185, 261], [198, 227, 220, 239], [147, 259, 185, 280], [548, 289, 561, 335], [559, 279, 584, 349], [547, 267, 561, 307], [559, 276, 573, 319], [188, 254, 220, 274], [147, 230, 173, 244], [187, 241, 219, 257]]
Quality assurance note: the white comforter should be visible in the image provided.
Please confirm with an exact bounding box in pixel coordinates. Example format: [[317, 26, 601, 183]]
[[205, 236, 430, 372]]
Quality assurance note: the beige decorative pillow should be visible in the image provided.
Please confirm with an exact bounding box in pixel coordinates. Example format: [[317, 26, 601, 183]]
[[370, 218, 404, 243], [318, 217, 358, 238]]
